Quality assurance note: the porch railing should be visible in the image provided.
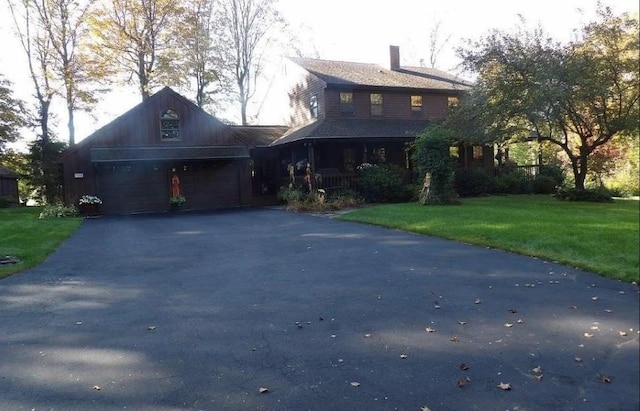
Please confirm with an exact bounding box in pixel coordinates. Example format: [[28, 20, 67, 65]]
[[279, 173, 358, 192]]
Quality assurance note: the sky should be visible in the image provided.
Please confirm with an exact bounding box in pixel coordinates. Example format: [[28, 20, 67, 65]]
[[0, 0, 637, 148]]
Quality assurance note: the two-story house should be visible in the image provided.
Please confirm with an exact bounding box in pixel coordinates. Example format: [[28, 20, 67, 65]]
[[60, 46, 488, 214], [249, 46, 490, 195]]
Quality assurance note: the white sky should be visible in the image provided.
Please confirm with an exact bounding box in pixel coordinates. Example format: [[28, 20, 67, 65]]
[[0, 0, 637, 147]]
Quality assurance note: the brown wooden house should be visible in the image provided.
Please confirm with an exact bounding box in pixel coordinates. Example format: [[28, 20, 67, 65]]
[[0, 166, 19, 204], [61, 87, 259, 214], [255, 46, 490, 191]]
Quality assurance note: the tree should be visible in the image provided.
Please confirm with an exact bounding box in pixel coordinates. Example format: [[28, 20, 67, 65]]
[[7, 0, 60, 203], [179, 0, 227, 110], [413, 124, 459, 205], [0, 75, 27, 154], [451, 8, 639, 190], [216, 0, 285, 125], [86, 0, 184, 100], [426, 20, 451, 69], [34, 0, 94, 146]]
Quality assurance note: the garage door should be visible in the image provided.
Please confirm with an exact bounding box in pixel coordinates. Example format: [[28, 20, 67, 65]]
[[178, 161, 241, 211], [97, 163, 167, 214]]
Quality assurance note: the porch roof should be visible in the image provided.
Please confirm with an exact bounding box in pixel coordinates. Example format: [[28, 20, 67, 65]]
[[90, 146, 249, 162], [270, 119, 431, 146]]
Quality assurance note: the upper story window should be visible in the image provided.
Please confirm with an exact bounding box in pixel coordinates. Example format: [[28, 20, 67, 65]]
[[370, 93, 383, 116], [160, 109, 180, 140], [411, 95, 423, 116], [310, 94, 318, 118], [340, 92, 354, 115]]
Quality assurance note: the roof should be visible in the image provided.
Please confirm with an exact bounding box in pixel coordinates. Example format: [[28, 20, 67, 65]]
[[0, 166, 19, 179], [61, 86, 234, 159], [271, 118, 430, 146], [90, 146, 249, 162], [288, 57, 472, 92], [230, 125, 290, 147]]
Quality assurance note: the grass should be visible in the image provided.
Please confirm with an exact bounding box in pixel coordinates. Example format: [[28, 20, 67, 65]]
[[338, 195, 640, 283], [0, 207, 83, 279]]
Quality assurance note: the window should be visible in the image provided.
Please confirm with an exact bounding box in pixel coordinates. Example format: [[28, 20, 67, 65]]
[[340, 92, 354, 115], [370, 93, 383, 116], [448, 96, 459, 107], [160, 109, 180, 140], [411, 95, 422, 116], [310, 95, 318, 118], [473, 145, 484, 160]]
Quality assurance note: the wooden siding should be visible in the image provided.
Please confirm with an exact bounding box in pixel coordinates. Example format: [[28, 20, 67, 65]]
[[60, 87, 253, 213], [0, 177, 19, 202], [287, 73, 326, 128], [323, 89, 449, 120]]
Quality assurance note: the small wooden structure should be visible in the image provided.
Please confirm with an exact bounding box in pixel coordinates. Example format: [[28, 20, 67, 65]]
[[0, 166, 19, 204]]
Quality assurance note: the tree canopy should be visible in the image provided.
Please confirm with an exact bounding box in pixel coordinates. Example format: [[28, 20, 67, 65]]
[[0, 75, 27, 154], [449, 7, 639, 190]]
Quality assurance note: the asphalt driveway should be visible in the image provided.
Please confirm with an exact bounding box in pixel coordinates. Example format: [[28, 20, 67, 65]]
[[0, 208, 638, 411]]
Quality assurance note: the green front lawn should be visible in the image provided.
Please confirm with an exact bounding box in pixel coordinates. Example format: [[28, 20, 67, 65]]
[[338, 195, 639, 283], [0, 207, 82, 279]]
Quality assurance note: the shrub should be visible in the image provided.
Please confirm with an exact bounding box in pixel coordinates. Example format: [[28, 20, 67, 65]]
[[539, 164, 565, 187], [356, 164, 408, 203], [0, 196, 13, 208], [38, 203, 79, 218], [554, 187, 614, 203], [533, 175, 558, 194], [455, 168, 495, 197], [277, 187, 306, 204]]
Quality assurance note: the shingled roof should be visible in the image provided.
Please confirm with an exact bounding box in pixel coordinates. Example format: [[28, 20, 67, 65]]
[[271, 118, 430, 146], [0, 166, 19, 179], [288, 57, 472, 92]]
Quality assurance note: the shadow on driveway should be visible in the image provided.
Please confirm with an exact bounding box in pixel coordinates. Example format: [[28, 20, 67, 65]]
[[1, 209, 638, 410]]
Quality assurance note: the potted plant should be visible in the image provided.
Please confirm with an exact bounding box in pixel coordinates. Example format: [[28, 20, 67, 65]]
[[78, 195, 102, 216], [168, 195, 186, 211]]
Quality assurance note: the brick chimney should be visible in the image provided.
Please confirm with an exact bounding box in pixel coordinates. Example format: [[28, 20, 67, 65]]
[[389, 45, 400, 71]]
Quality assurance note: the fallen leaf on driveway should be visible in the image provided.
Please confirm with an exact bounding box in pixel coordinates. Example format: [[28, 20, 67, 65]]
[[574, 357, 583, 363], [534, 374, 543, 382], [400, 354, 408, 359], [508, 309, 518, 314], [92, 385, 101, 391], [619, 331, 628, 336], [591, 296, 599, 301], [425, 327, 435, 333], [450, 336, 459, 342], [475, 298, 481, 304], [363, 333, 372, 338], [456, 378, 469, 388], [457, 321, 467, 325], [598, 374, 612, 383], [350, 381, 361, 387], [258, 387, 269, 393], [459, 363, 469, 371], [516, 318, 525, 324], [420, 406, 432, 411], [147, 326, 157, 331], [504, 323, 513, 328], [532, 366, 542, 374], [584, 332, 594, 338], [497, 382, 512, 390]]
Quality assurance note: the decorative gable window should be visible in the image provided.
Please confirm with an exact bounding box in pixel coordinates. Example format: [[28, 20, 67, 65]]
[[340, 92, 354, 115], [370, 93, 383, 116], [411, 95, 423, 116], [310, 94, 318, 118], [160, 109, 180, 140]]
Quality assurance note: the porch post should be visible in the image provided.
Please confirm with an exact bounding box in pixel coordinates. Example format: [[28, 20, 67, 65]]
[[307, 141, 316, 172]]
